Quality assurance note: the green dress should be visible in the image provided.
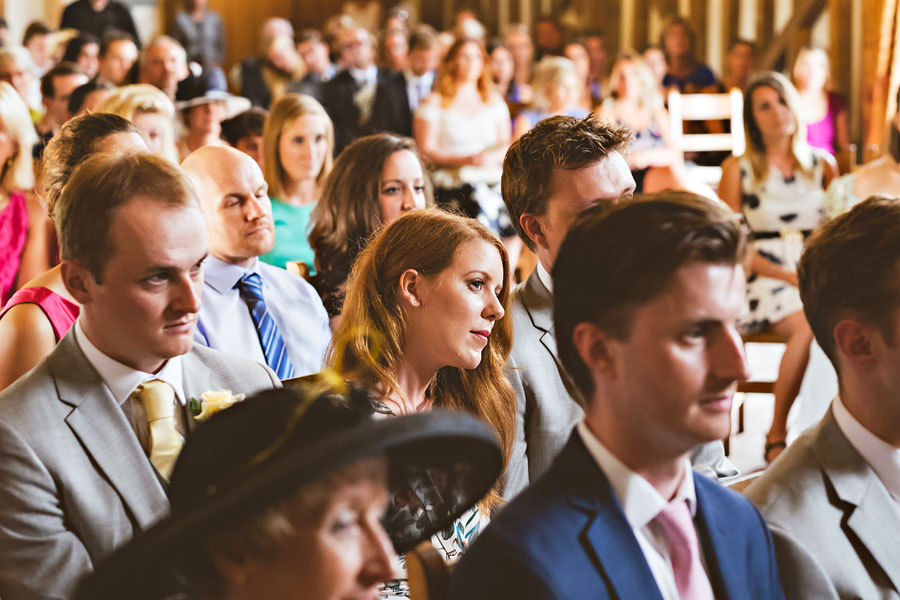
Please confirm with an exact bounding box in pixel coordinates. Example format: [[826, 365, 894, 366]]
[[260, 197, 317, 274]]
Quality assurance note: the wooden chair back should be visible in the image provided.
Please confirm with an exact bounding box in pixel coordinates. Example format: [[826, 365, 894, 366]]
[[668, 88, 745, 187]]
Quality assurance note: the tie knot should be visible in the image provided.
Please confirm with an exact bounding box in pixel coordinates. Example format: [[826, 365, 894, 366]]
[[135, 380, 176, 421], [653, 499, 694, 544]]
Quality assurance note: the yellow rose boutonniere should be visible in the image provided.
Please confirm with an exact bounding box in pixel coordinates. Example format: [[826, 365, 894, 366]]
[[189, 390, 246, 422]]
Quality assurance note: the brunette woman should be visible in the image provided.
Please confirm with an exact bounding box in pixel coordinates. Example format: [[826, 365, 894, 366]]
[[309, 133, 431, 325]]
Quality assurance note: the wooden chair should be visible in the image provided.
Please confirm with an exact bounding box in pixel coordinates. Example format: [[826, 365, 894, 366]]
[[724, 331, 790, 455], [667, 89, 745, 188], [407, 543, 453, 600]]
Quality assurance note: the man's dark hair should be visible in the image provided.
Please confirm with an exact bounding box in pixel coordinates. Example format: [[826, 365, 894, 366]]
[[220, 107, 268, 146], [409, 26, 437, 52], [23, 21, 52, 46], [100, 29, 135, 58], [62, 32, 100, 64], [67, 78, 115, 115], [296, 28, 325, 45], [42, 112, 140, 220], [798, 197, 900, 374], [501, 114, 629, 251], [40, 61, 85, 100], [554, 192, 748, 398]]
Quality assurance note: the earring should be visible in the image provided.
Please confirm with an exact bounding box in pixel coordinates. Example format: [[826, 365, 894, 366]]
[[411, 298, 420, 307]]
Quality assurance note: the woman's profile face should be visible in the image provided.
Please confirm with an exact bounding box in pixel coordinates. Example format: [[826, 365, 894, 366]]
[[793, 50, 828, 91], [616, 60, 640, 99], [187, 99, 226, 135], [379, 149, 426, 225], [0, 118, 19, 168], [132, 110, 168, 156], [404, 239, 505, 371], [751, 85, 796, 142], [279, 114, 329, 185], [490, 46, 514, 85], [77, 42, 100, 79], [453, 42, 484, 84], [663, 24, 691, 59], [563, 44, 590, 82], [229, 474, 395, 600]]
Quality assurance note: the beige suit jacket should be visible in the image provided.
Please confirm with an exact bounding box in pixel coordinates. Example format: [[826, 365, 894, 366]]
[[0, 331, 279, 599], [745, 407, 900, 599]]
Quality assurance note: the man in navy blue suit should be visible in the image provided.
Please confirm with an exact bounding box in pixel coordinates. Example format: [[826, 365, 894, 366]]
[[451, 192, 785, 599]]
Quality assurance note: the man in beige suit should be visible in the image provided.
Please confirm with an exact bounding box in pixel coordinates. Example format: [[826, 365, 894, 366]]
[[0, 153, 278, 599], [745, 197, 900, 599], [501, 115, 737, 499]]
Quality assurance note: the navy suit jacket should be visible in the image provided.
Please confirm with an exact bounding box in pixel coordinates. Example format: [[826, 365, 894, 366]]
[[450, 432, 784, 599]]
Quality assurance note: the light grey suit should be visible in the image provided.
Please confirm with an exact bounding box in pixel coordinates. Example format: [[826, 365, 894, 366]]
[[503, 269, 738, 499], [745, 407, 900, 599], [0, 331, 280, 599]]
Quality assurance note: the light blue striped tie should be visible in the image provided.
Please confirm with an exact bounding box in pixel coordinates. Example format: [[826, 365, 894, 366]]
[[237, 273, 295, 380]]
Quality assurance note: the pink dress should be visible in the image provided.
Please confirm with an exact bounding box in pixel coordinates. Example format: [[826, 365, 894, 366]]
[[0, 286, 79, 341], [806, 91, 845, 155], [0, 191, 27, 306]]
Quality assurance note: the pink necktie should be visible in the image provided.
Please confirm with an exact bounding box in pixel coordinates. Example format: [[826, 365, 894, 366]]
[[653, 499, 715, 600]]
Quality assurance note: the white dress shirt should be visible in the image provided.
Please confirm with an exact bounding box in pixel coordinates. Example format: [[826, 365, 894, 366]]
[[348, 64, 378, 89], [536, 260, 553, 294], [195, 256, 331, 377], [405, 69, 434, 111], [73, 320, 186, 406], [577, 421, 712, 600], [833, 395, 900, 505]]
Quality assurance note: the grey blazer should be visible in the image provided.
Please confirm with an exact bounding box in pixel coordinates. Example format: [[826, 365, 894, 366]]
[[0, 331, 280, 600], [502, 269, 737, 500], [745, 407, 900, 599]]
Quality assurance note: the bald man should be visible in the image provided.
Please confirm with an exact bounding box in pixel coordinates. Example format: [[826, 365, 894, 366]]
[[182, 146, 330, 379]]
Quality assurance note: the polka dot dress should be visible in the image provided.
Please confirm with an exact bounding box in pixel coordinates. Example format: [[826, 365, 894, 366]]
[[738, 153, 827, 332]]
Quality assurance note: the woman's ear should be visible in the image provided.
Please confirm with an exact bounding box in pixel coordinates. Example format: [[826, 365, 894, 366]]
[[398, 268, 422, 308]]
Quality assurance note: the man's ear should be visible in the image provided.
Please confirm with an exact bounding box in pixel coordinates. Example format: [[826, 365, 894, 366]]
[[60, 260, 93, 304], [833, 319, 875, 368], [519, 213, 547, 251], [397, 268, 423, 308], [571, 321, 617, 378]]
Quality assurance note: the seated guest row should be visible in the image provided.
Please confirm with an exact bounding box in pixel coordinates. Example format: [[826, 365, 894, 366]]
[[0, 105, 897, 599]]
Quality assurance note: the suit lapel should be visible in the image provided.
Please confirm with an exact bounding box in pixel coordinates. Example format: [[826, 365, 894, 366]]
[[813, 410, 900, 593], [182, 348, 213, 435], [51, 334, 168, 529], [561, 435, 665, 600], [694, 475, 743, 598], [519, 271, 582, 398]]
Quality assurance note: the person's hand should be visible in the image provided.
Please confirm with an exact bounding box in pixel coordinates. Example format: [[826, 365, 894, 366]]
[[467, 152, 487, 167]]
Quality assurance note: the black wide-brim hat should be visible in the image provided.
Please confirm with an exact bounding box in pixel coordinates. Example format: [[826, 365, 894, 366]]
[[174, 71, 251, 118], [76, 383, 502, 599]]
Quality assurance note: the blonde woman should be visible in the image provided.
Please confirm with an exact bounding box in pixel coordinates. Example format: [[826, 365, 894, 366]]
[[0, 81, 45, 306], [259, 93, 334, 272], [96, 84, 179, 163], [719, 71, 837, 462], [513, 56, 586, 138], [330, 208, 514, 579], [599, 51, 690, 194]]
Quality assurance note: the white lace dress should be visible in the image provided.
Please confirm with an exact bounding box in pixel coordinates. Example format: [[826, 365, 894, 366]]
[[416, 100, 513, 237]]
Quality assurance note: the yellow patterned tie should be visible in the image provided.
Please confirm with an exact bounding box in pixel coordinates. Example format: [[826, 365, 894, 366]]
[[134, 380, 183, 480]]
